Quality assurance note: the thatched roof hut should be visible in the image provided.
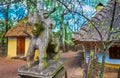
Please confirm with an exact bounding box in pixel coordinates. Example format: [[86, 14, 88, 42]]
[[73, 1, 120, 44], [73, 1, 120, 59], [4, 19, 32, 58]]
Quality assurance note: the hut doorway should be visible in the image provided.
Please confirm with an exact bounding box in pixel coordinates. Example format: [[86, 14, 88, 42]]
[[109, 46, 120, 59], [17, 37, 25, 56]]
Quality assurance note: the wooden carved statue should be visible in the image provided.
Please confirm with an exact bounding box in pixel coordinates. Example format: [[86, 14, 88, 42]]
[[25, 10, 60, 71]]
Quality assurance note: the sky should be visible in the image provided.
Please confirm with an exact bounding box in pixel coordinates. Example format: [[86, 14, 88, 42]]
[[0, 3, 27, 21], [0, 0, 109, 32]]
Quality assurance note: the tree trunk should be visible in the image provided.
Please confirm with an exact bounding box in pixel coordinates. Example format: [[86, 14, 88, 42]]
[[37, 0, 44, 12], [5, 4, 9, 33], [99, 49, 107, 78], [82, 45, 87, 78], [99, 1, 117, 78], [5, 4, 9, 44], [64, 24, 68, 52]]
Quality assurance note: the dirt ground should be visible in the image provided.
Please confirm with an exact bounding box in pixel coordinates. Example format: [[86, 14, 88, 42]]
[[61, 51, 118, 78], [0, 51, 118, 78], [0, 57, 24, 78]]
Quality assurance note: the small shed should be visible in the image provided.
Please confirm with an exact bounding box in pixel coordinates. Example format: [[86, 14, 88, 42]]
[[4, 19, 32, 58], [73, 1, 120, 59]]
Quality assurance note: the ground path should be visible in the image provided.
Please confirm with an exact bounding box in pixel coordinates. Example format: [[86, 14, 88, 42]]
[[0, 51, 118, 78]]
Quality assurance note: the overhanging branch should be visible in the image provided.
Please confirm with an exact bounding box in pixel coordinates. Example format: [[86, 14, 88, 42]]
[[29, 0, 36, 6], [0, 0, 36, 6], [0, 0, 21, 6]]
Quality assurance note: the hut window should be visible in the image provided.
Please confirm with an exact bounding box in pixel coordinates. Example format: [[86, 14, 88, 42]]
[[109, 46, 120, 59]]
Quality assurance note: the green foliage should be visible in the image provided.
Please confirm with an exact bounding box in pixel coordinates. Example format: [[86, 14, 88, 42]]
[[26, 0, 37, 13], [44, 0, 72, 46], [117, 0, 120, 2], [64, 31, 74, 46], [53, 30, 60, 37], [88, 22, 94, 28], [88, 58, 98, 78], [115, 34, 120, 39], [0, 20, 6, 43]]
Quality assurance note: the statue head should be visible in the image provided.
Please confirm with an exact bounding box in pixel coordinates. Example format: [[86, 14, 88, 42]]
[[28, 10, 45, 36], [31, 23, 44, 36], [28, 9, 55, 36]]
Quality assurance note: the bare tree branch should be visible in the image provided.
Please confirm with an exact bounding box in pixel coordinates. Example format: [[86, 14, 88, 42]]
[[110, 30, 120, 34], [107, 0, 117, 41], [44, 0, 57, 18], [0, 0, 21, 6], [29, 0, 36, 6]]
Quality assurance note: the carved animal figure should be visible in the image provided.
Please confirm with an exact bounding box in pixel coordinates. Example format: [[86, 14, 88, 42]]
[[25, 10, 60, 70]]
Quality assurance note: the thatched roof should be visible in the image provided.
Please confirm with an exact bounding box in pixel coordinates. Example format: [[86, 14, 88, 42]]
[[4, 19, 32, 37], [73, 1, 120, 43]]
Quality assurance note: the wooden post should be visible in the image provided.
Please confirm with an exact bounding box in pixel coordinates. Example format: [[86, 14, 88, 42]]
[[118, 68, 120, 78], [65, 70, 67, 78], [82, 45, 87, 78]]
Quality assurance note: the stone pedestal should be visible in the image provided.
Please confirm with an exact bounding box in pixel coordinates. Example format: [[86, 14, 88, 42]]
[[18, 60, 67, 78]]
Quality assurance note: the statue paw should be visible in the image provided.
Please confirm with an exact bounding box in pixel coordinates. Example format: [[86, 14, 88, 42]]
[[39, 63, 44, 71], [25, 62, 34, 69]]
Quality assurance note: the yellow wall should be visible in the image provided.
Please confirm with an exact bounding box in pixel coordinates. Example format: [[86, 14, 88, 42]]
[[25, 38, 39, 61], [7, 38, 17, 58], [7, 37, 39, 60], [34, 50, 39, 61], [25, 38, 31, 56]]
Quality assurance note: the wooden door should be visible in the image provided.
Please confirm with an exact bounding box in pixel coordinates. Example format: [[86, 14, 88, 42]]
[[17, 37, 25, 56]]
